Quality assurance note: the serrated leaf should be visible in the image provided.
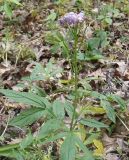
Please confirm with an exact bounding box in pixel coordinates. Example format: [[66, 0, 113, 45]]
[[0, 89, 50, 108], [101, 100, 116, 123], [52, 100, 65, 119], [38, 119, 63, 139], [9, 108, 46, 127], [80, 118, 108, 129], [91, 91, 107, 100], [109, 94, 126, 110], [93, 139, 104, 156], [61, 132, 76, 160]]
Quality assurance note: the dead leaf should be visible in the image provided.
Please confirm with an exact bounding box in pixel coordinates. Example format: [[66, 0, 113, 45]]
[[93, 139, 104, 156]]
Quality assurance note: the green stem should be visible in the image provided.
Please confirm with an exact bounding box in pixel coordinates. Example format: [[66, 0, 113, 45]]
[[70, 28, 79, 130], [111, 0, 115, 30]]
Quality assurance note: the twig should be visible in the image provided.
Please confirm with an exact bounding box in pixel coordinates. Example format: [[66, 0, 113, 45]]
[[116, 113, 129, 132], [0, 114, 10, 138]]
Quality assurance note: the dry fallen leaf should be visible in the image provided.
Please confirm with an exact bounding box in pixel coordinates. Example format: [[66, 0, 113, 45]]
[[105, 153, 120, 160], [93, 139, 104, 156], [102, 133, 116, 153]]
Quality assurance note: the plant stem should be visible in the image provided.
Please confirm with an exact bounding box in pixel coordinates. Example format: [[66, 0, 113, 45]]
[[111, 0, 115, 31], [70, 28, 79, 130]]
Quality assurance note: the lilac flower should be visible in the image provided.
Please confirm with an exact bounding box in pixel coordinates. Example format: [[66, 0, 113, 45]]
[[77, 12, 85, 22], [59, 11, 85, 27]]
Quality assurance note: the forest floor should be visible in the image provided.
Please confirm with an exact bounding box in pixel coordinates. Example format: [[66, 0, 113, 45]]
[[0, 0, 129, 160]]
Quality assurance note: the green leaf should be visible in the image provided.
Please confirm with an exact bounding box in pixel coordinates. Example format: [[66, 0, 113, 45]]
[[9, 0, 21, 5], [52, 100, 65, 119], [105, 17, 112, 25], [50, 44, 60, 54], [101, 100, 116, 123], [109, 94, 126, 110], [75, 135, 95, 160], [30, 62, 62, 80], [0, 143, 19, 152], [46, 11, 57, 21], [30, 86, 47, 97], [20, 133, 33, 149], [30, 63, 44, 81], [61, 132, 76, 160], [4, 2, 12, 18], [96, 30, 109, 48], [0, 89, 50, 108], [80, 118, 108, 128], [0, 149, 17, 158], [84, 53, 103, 61], [38, 119, 63, 139], [9, 108, 46, 127], [91, 91, 107, 100], [0, 143, 19, 158], [41, 132, 67, 145], [85, 133, 100, 145], [88, 38, 100, 50], [80, 156, 94, 160], [64, 101, 75, 118], [12, 150, 24, 160], [77, 52, 85, 60], [82, 106, 105, 115]]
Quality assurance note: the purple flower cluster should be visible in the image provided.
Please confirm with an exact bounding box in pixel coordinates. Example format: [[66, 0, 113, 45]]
[[59, 12, 85, 27]]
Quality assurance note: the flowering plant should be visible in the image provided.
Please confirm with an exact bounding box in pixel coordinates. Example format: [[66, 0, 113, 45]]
[[58, 12, 86, 130], [1, 11, 126, 160]]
